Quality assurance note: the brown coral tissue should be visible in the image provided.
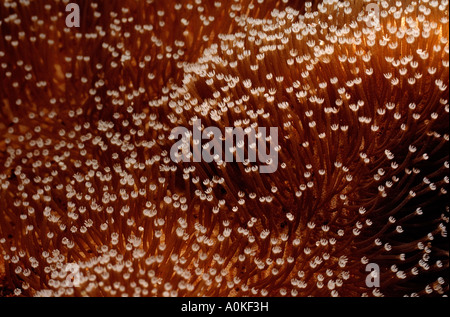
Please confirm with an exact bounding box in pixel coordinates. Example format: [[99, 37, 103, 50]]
[[0, 0, 448, 298]]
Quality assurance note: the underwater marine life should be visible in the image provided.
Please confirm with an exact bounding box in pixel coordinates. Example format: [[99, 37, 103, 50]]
[[0, 0, 448, 297]]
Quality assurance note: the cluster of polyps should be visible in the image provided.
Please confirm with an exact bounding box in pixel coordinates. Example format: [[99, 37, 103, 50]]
[[0, 0, 449, 297]]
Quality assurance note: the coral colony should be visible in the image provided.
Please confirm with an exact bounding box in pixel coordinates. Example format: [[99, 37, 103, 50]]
[[0, 0, 448, 297]]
